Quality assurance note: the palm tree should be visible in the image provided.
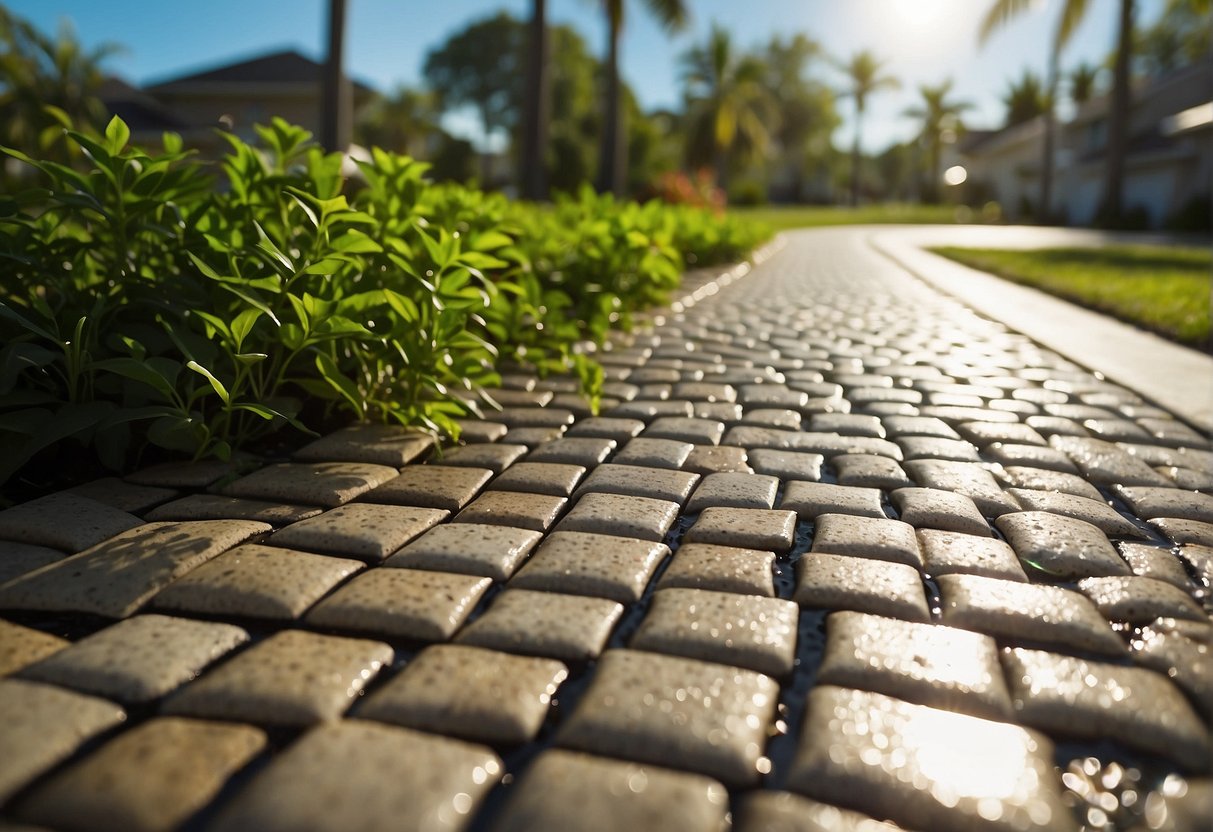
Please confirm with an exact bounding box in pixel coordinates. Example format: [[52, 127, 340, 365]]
[[1068, 62, 1098, 106], [596, 0, 688, 195], [762, 34, 833, 201], [1002, 68, 1048, 127], [680, 25, 774, 190], [837, 50, 899, 207], [321, 0, 351, 153], [903, 80, 971, 202]]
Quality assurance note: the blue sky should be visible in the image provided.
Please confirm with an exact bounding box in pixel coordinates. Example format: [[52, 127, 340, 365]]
[[9, 0, 1163, 153]]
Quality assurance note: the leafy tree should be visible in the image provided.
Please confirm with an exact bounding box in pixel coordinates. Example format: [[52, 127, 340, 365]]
[[761, 34, 838, 202], [903, 79, 971, 203], [1136, 0, 1211, 77], [836, 50, 899, 206], [1002, 68, 1048, 126], [355, 86, 442, 157], [1067, 62, 1099, 106]]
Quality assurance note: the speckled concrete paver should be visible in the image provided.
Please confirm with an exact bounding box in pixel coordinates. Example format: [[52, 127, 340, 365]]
[[1, 228, 1211, 830]]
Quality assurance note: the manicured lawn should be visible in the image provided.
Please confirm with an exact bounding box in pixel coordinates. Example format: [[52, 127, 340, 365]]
[[931, 245, 1212, 349], [730, 203, 966, 231]]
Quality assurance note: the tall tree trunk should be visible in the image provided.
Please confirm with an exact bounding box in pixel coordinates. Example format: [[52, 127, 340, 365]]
[[521, 0, 549, 200], [321, 0, 351, 154], [849, 109, 862, 206], [480, 111, 494, 186], [1040, 45, 1058, 222], [1103, 0, 1134, 223], [597, 20, 624, 195]]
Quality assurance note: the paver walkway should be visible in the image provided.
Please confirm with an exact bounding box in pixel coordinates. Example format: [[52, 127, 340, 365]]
[[0, 227, 1210, 832]]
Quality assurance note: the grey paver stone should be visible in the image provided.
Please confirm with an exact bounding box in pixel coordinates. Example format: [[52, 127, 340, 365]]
[[918, 529, 1027, 582], [488, 462, 585, 496], [306, 569, 490, 641], [937, 573, 1124, 656], [1118, 542, 1194, 590], [16, 716, 265, 832], [456, 589, 623, 661], [509, 531, 668, 603], [152, 544, 363, 620], [612, 437, 695, 469], [454, 490, 566, 532], [1155, 465, 1213, 491], [270, 504, 448, 561], [0, 679, 125, 803], [882, 415, 961, 439], [224, 462, 399, 507], [672, 382, 737, 403], [1006, 489, 1144, 538], [557, 648, 778, 787], [438, 443, 528, 473], [810, 413, 886, 438], [0, 619, 68, 677], [892, 487, 992, 537], [1116, 486, 1213, 523], [385, 523, 541, 581], [685, 507, 797, 552], [984, 443, 1078, 473], [494, 749, 729, 832], [957, 421, 1047, 446], [833, 454, 913, 490], [0, 541, 65, 585], [741, 408, 803, 429], [567, 416, 646, 441], [686, 472, 779, 512], [817, 611, 1012, 719], [657, 542, 775, 597], [643, 416, 725, 445], [898, 436, 981, 462], [747, 449, 824, 481], [631, 587, 798, 675], [609, 399, 695, 420], [1003, 647, 1211, 770], [164, 630, 392, 725], [66, 478, 177, 514], [780, 481, 884, 520], [494, 407, 575, 429], [209, 720, 500, 832], [1025, 414, 1087, 438], [726, 427, 903, 459], [499, 426, 565, 447], [452, 420, 508, 444], [145, 495, 323, 525], [684, 444, 753, 475], [786, 685, 1074, 832], [359, 465, 493, 511], [484, 388, 553, 407], [811, 513, 922, 569], [525, 437, 616, 466], [996, 511, 1130, 579], [1001, 466, 1104, 500], [1076, 575, 1204, 624], [1133, 618, 1212, 719], [1048, 436, 1172, 487], [902, 460, 1017, 517], [1180, 542, 1213, 583], [794, 553, 929, 622], [294, 424, 434, 467], [920, 404, 1019, 424], [737, 791, 903, 832], [358, 644, 566, 744], [695, 401, 744, 422], [0, 492, 142, 553], [554, 492, 680, 541], [0, 520, 270, 618], [126, 457, 253, 488], [1151, 517, 1213, 546], [575, 463, 700, 504]]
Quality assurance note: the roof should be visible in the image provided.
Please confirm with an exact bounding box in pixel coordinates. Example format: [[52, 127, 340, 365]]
[[98, 76, 190, 132], [147, 49, 375, 97]]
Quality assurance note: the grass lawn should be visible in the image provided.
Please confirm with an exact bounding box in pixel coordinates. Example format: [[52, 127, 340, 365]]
[[730, 203, 968, 231], [931, 245, 1212, 349]]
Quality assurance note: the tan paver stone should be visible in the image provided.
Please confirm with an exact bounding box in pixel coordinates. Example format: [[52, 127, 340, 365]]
[[0, 541, 65, 585], [780, 481, 884, 520], [385, 523, 541, 581], [126, 457, 251, 488], [996, 511, 1130, 579], [795, 553, 929, 622], [488, 462, 585, 496], [920, 405, 1020, 425], [438, 443, 528, 473], [557, 648, 778, 787], [0, 619, 67, 677], [737, 791, 903, 832], [16, 716, 265, 832], [892, 487, 993, 537], [684, 444, 753, 474], [526, 436, 617, 466], [612, 436, 695, 468], [164, 629, 391, 725], [643, 416, 725, 445], [1006, 489, 1144, 538], [983, 443, 1078, 473], [726, 427, 903, 459], [294, 424, 434, 466], [0, 520, 270, 618], [1133, 617, 1212, 719], [456, 589, 623, 661], [786, 685, 1074, 832], [817, 611, 1012, 719], [452, 420, 508, 443], [1180, 542, 1213, 583], [1003, 647, 1211, 770], [811, 513, 922, 569], [958, 421, 1047, 446], [145, 494, 322, 525], [1025, 414, 1086, 438], [575, 463, 699, 504], [696, 401, 744, 422], [453, 490, 566, 532], [0, 492, 142, 553], [610, 399, 694, 420], [1118, 542, 1194, 590], [357, 644, 566, 744], [1156, 465, 1213, 491], [509, 531, 668, 603], [210, 720, 501, 832], [834, 454, 913, 489], [898, 436, 982, 463], [686, 472, 778, 512], [494, 749, 729, 832], [747, 448, 824, 481], [270, 504, 448, 561], [742, 408, 803, 429], [306, 569, 490, 641], [1116, 486, 1213, 523], [1049, 436, 1172, 487], [883, 415, 961, 439], [152, 544, 363, 620], [1002, 466, 1104, 500], [66, 477, 177, 514], [1076, 576, 1204, 624], [657, 542, 775, 597], [567, 416, 646, 441], [360, 465, 492, 511], [902, 460, 1017, 517], [918, 529, 1028, 582], [224, 462, 398, 507], [937, 573, 1124, 656], [810, 413, 886, 438], [554, 492, 680, 541], [0, 679, 125, 803], [1151, 517, 1213, 546], [685, 507, 797, 552], [20, 614, 247, 703], [631, 587, 797, 676]]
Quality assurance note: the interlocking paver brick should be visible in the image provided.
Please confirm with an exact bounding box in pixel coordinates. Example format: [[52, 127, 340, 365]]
[[152, 544, 363, 620], [996, 511, 1130, 579], [554, 492, 680, 541], [1118, 542, 1195, 590], [126, 457, 252, 488], [1076, 575, 1204, 624], [451, 420, 507, 443], [501, 427, 570, 448], [223, 461, 399, 507], [1133, 618, 1212, 719], [509, 530, 668, 603], [306, 569, 490, 641], [882, 415, 961, 439], [66, 477, 177, 514], [1157, 464, 1213, 490], [1025, 414, 1088, 437], [795, 553, 929, 622], [786, 685, 1074, 832], [1150, 517, 1213, 546], [809, 413, 886, 438], [1005, 488, 1144, 538], [492, 407, 576, 428], [683, 444, 752, 474], [566, 416, 645, 441], [898, 436, 982, 462], [145, 494, 322, 524], [611, 437, 695, 469], [695, 401, 744, 422], [485, 388, 552, 407], [738, 792, 903, 832], [1116, 485, 1213, 523], [293, 424, 434, 466], [1048, 435, 1172, 487], [918, 528, 1027, 582], [956, 421, 1047, 446], [892, 486, 992, 536], [902, 460, 1017, 516], [385, 523, 541, 581], [270, 504, 448, 561], [438, 442, 528, 473], [984, 442, 1079, 473], [558, 648, 778, 787], [0, 619, 67, 677], [575, 463, 700, 504], [656, 542, 775, 596], [359, 465, 492, 511], [456, 589, 623, 661], [642, 416, 725, 445], [811, 513, 922, 569], [832, 453, 912, 489], [16, 717, 265, 832], [780, 481, 884, 520], [164, 630, 391, 725], [525, 436, 616, 466], [671, 382, 737, 402], [210, 720, 500, 832], [358, 644, 566, 744], [0, 492, 142, 553], [487, 462, 585, 496], [686, 472, 778, 512], [747, 448, 824, 481], [0, 540, 64, 584], [685, 506, 796, 552], [453, 490, 566, 532], [741, 408, 803, 429], [726, 427, 903, 459], [1001, 465, 1104, 500]]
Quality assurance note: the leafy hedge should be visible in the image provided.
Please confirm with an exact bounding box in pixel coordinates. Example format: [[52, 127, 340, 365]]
[[0, 115, 768, 489]]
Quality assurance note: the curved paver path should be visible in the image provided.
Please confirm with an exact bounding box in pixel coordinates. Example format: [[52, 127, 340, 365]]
[[0, 227, 1210, 831]]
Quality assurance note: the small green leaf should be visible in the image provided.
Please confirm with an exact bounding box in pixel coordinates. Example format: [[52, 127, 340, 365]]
[[186, 360, 231, 405], [104, 116, 131, 155]]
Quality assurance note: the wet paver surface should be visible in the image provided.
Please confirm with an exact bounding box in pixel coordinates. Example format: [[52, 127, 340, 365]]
[[1, 228, 1210, 831]]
